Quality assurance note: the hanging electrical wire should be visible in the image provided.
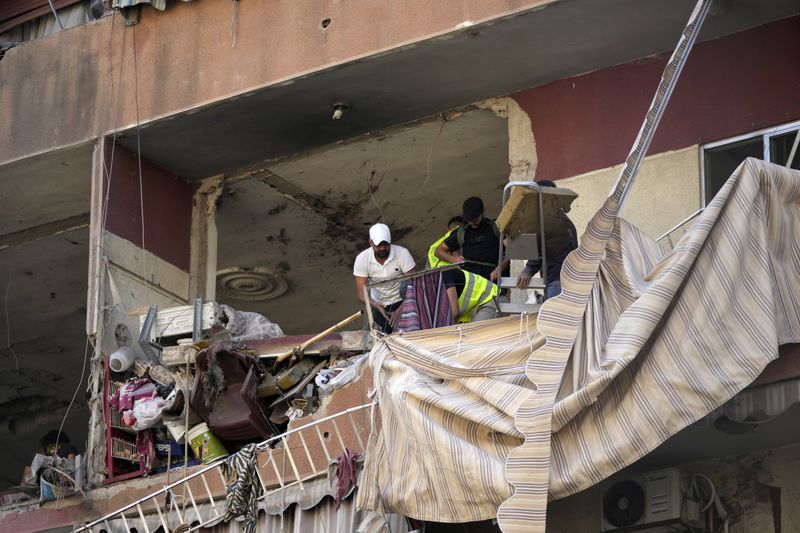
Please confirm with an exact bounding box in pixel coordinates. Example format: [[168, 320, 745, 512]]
[[132, 23, 149, 287]]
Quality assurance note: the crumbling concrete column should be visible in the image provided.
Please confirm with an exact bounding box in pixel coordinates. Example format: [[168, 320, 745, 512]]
[[478, 97, 538, 182], [478, 97, 539, 303], [189, 177, 223, 301]]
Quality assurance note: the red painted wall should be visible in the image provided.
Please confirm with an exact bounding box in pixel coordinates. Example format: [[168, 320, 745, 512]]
[[512, 16, 800, 181], [104, 143, 192, 271]]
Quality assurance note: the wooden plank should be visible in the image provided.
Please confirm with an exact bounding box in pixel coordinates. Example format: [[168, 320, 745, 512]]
[[496, 186, 577, 236]]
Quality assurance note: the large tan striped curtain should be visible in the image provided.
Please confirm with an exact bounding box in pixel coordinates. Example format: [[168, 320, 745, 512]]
[[358, 158, 800, 529], [358, 1, 800, 530], [498, 1, 715, 530]]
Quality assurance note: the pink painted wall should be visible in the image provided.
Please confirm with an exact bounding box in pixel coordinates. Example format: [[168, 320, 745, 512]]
[[512, 16, 800, 181], [104, 142, 192, 271]]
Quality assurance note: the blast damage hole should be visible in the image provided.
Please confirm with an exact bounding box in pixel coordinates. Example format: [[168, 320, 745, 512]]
[[323, 431, 330, 441], [320, 18, 331, 29]]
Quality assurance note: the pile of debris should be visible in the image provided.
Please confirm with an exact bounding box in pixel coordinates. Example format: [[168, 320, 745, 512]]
[[104, 303, 369, 482]]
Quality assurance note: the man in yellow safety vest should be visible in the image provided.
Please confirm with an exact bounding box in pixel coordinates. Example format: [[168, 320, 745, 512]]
[[426, 216, 463, 268], [442, 268, 498, 323]]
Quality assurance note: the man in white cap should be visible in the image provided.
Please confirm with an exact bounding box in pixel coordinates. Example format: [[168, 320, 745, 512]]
[[354, 223, 416, 333]]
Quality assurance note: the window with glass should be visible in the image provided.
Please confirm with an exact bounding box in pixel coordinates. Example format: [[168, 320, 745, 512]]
[[702, 121, 800, 204]]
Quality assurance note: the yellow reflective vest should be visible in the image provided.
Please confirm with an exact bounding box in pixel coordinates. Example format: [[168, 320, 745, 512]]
[[426, 228, 458, 268], [456, 270, 498, 323]]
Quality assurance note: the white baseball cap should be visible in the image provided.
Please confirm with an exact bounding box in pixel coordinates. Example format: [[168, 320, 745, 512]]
[[369, 223, 391, 245]]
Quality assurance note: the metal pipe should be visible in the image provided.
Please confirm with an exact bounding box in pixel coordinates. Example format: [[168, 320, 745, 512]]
[[366, 262, 461, 288], [615, 0, 714, 210], [47, 0, 64, 31], [785, 129, 800, 169], [538, 188, 547, 292], [656, 208, 704, 243], [192, 298, 203, 342]]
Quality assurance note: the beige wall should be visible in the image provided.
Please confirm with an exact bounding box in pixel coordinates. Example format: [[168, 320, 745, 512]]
[[547, 443, 800, 533], [558, 146, 702, 241]]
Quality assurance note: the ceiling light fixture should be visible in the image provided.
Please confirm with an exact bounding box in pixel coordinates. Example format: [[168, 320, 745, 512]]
[[332, 103, 349, 120], [216, 267, 289, 301]]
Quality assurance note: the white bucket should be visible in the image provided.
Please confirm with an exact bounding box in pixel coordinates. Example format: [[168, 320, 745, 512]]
[[109, 346, 138, 373]]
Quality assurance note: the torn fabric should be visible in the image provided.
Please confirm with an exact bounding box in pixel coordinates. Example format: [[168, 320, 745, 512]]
[[358, 159, 800, 526], [357, 317, 539, 521]]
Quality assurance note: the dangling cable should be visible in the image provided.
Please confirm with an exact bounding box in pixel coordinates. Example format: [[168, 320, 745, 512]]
[[132, 24, 148, 287], [3, 268, 18, 372]]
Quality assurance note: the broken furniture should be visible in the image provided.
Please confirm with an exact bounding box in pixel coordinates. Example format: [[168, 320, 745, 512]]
[[190, 343, 272, 441], [494, 181, 578, 314]]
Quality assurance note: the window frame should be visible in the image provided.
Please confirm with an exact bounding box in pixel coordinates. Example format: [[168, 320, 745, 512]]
[[700, 119, 800, 206]]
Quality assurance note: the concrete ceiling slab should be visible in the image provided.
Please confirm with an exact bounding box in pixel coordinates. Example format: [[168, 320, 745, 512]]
[[116, 0, 800, 180], [633, 402, 800, 473], [216, 109, 509, 334], [0, 142, 93, 235]]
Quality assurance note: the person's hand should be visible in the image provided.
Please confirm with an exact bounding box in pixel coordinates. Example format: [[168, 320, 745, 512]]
[[517, 271, 532, 289], [490, 267, 501, 282], [453, 255, 466, 264], [389, 306, 403, 328], [372, 301, 389, 319]]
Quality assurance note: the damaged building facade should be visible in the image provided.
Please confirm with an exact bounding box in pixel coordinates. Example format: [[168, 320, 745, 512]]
[[1, 0, 800, 531]]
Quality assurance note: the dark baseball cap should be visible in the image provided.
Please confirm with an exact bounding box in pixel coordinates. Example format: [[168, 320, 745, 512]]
[[462, 196, 484, 222]]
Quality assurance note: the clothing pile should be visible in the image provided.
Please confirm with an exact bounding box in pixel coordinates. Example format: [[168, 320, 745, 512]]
[[110, 376, 184, 432]]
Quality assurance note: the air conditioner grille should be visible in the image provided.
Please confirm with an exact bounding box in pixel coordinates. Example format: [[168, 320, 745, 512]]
[[603, 480, 646, 528]]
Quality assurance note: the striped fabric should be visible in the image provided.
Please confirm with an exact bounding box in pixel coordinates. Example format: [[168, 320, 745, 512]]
[[357, 316, 540, 521], [500, 2, 714, 530], [544, 159, 800, 498], [396, 272, 453, 332], [357, 158, 800, 528]]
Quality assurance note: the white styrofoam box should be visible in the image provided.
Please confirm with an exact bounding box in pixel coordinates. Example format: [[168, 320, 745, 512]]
[[139, 302, 217, 341]]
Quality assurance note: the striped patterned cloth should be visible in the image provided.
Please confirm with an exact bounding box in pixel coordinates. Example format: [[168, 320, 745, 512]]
[[396, 271, 454, 332], [357, 316, 540, 521], [357, 158, 800, 528]]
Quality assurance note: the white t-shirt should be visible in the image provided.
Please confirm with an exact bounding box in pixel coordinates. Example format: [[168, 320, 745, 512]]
[[353, 245, 416, 306]]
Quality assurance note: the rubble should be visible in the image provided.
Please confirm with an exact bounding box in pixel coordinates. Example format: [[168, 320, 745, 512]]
[[98, 303, 369, 486]]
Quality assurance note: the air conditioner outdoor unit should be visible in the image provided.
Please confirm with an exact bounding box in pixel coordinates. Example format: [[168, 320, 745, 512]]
[[600, 468, 701, 532]]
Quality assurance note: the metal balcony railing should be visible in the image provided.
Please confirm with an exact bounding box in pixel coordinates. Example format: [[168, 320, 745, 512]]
[[74, 402, 376, 533], [656, 208, 704, 247]]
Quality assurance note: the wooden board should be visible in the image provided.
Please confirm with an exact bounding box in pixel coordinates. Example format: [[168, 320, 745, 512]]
[[496, 186, 578, 237]]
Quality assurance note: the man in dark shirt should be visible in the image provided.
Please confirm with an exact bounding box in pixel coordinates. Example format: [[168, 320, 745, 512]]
[[516, 180, 579, 299], [434, 196, 509, 281]]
